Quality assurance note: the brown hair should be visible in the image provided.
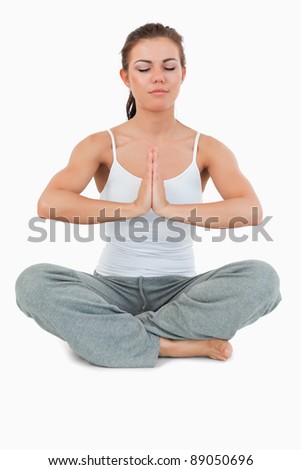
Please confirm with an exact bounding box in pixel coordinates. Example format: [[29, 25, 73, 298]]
[[120, 23, 186, 120]]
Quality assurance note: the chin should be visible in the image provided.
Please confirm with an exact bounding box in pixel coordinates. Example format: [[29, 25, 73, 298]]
[[146, 102, 173, 113]]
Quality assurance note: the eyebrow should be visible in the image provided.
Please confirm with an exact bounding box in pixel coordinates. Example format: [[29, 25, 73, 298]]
[[133, 58, 179, 64]]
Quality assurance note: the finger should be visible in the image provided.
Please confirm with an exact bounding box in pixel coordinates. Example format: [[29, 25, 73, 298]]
[[146, 150, 153, 169], [147, 150, 153, 163], [152, 150, 159, 174], [151, 147, 158, 163], [147, 148, 154, 164]]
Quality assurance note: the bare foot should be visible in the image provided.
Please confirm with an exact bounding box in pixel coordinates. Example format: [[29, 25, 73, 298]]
[[159, 337, 233, 361]]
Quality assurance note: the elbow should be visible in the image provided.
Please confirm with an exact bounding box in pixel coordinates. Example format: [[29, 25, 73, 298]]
[[249, 202, 263, 226], [37, 195, 51, 219], [230, 200, 263, 228], [235, 201, 263, 227]]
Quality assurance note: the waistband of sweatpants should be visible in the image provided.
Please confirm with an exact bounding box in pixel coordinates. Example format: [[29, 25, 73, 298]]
[[93, 270, 193, 284]]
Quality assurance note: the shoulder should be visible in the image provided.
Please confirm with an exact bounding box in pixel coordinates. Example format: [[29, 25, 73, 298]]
[[70, 130, 113, 166], [74, 130, 112, 152], [199, 133, 237, 168]]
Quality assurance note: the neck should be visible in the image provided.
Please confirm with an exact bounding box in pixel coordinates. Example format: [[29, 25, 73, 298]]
[[129, 107, 179, 139]]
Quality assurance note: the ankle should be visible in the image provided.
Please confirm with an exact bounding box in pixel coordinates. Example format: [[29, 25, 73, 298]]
[[159, 337, 174, 357]]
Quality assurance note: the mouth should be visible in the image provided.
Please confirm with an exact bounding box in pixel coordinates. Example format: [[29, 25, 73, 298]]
[[150, 89, 168, 95]]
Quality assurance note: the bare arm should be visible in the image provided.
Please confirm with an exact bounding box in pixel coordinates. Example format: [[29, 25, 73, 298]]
[[37, 132, 140, 224], [160, 135, 263, 228]]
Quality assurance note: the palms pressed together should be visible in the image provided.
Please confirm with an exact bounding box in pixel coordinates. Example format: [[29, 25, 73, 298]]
[[134, 147, 170, 217]]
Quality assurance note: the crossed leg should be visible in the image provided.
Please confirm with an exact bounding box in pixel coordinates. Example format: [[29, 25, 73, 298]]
[[136, 260, 281, 362]]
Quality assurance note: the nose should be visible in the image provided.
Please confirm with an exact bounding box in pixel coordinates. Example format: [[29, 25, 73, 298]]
[[152, 68, 165, 83]]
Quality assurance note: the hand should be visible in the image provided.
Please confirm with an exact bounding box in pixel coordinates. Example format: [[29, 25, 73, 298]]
[[132, 149, 152, 216], [151, 147, 170, 217]]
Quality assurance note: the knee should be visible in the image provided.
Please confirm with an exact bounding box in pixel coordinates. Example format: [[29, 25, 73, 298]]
[[243, 259, 281, 300], [15, 263, 53, 308]]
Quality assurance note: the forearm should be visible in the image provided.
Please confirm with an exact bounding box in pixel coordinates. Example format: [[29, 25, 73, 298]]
[[37, 190, 138, 224], [161, 197, 263, 228]]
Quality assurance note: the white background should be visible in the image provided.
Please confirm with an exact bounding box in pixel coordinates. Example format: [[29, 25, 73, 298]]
[[1, 0, 300, 460]]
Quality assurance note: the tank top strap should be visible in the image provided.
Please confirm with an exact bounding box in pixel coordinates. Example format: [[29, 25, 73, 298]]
[[192, 131, 201, 163], [107, 129, 117, 162]]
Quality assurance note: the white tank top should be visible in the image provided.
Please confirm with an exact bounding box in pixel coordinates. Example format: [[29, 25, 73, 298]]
[[95, 129, 203, 277]]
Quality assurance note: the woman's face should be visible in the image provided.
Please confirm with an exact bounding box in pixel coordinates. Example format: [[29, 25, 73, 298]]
[[120, 37, 186, 114]]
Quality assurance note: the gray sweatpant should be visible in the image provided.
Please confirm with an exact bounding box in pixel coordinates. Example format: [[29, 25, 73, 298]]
[[15, 259, 281, 368]]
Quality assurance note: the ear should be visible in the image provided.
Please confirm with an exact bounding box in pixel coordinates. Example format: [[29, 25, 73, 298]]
[[181, 67, 187, 83], [120, 69, 130, 88]]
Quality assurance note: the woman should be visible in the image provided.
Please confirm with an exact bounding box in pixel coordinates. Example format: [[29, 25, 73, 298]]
[[15, 23, 281, 368]]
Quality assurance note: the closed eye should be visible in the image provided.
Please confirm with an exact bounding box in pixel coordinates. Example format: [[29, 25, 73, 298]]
[[138, 67, 176, 72]]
